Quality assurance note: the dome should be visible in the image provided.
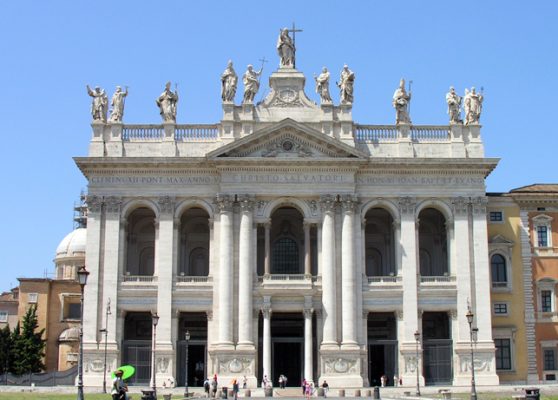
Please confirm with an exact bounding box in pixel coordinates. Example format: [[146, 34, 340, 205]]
[[58, 327, 80, 342], [55, 228, 86, 259]]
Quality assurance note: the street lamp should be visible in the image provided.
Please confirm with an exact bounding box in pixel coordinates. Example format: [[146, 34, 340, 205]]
[[151, 312, 160, 399], [466, 308, 478, 400], [414, 330, 421, 397], [100, 298, 111, 393], [184, 331, 191, 398], [77, 266, 90, 400]]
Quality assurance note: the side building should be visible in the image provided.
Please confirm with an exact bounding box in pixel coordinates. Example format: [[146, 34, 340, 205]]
[[487, 193, 528, 383], [510, 184, 558, 383], [77, 34, 500, 389]]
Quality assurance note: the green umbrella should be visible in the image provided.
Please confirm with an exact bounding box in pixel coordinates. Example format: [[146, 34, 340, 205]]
[[111, 365, 136, 380]]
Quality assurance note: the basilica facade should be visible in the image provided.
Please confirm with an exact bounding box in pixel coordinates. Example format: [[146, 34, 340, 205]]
[[78, 36, 499, 389]]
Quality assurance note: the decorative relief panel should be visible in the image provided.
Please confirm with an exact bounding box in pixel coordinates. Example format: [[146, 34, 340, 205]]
[[157, 356, 170, 373], [404, 355, 418, 373], [217, 357, 254, 374], [261, 138, 313, 158], [323, 358, 359, 374], [459, 354, 491, 373]]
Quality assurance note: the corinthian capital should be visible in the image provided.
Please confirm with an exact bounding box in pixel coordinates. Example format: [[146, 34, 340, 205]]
[[398, 196, 416, 215], [85, 195, 103, 214], [105, 196, 122, 214], [340, 194, 358, 213], [472, 196, 488, 214], [452, 196, 469, 216], [238, 194, 255, 212], [320, 194, 337, 213], [215, 194, 234, 212], [158, 195, 175, 215]]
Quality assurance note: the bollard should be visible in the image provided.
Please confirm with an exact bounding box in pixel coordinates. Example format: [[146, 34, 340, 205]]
[[373, 386, 380, 399], [317, 388, 324, 397], [338, 389, 345, 397], [365, 390, 372, 397], [264, 387, 273, 397], [244, 389, 251, 397], [354, 389, 361, 397], [221, 387, 228, 399]]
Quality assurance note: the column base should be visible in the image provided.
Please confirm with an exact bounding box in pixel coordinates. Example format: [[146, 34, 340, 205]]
[[340, 341, 360, 350], [320, 342, 340, 351], [236, 342, 256, 351], [452, 344, 500, 386], [319, 348, 363, 387], [209, 348, 258, 388]]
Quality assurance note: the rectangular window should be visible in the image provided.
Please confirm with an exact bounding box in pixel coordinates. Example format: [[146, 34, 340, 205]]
[[494, 303, 508, 315], [542, 290, 553, 312], [67, 303, 81, 319], [495, 338, 512, 370], [0, 311, 7, 322], [537, 225, 549, 247], [544, 349, 557, 371], [28, 293, 38, 303], [489, 211, 503, 222]]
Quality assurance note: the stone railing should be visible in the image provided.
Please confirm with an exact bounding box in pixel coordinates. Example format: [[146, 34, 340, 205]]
[[410, 126, 450, 141], [122, 125, 164, 141], [121, 124, 218, 141], [419, 275, 456, 284], [367, 275, 402, 284], [175, 124, 219, 140], [122, 275, 158, 283], [176, 275, 213, 284], [354, 125, 398, 142], [258, 274, 312, 283]]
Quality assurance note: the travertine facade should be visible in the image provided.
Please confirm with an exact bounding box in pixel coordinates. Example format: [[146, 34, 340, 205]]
[[77, 36, 500, 389]]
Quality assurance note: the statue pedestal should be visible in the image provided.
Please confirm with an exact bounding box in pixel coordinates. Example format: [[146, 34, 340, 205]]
[[449, 123, 466, 158], [106, 122, 123, 157], [89, 121, 106, 157], [397, 123, 413, 157], [221, 102, 236, 138], [464, 124, 484, 157], [320, 103, 334, 137], [162, 122, 176, 156]]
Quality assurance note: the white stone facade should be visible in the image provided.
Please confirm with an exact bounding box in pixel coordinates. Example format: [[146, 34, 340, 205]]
[[77, 65, 499, 389]]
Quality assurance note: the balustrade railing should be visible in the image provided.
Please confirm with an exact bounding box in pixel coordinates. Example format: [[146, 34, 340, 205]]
[[367, 275, 402, 284], [176, 275, 212, 284], [175, 124, 219, 140], [354, 125, 398, 142], [410, 126, 450, 141], [122, 275, 158, 283], [122, 125, 164, 141], [420, 275, 456, 284]]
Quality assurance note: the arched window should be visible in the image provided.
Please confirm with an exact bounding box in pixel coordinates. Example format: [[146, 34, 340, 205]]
[[126, 207, 156, 276], [418, 208, 448, 276], [364, 208, 395, 276], [272, 237, 299, 274], [178, 208, 210, 276], [491, 254, 507, 288]]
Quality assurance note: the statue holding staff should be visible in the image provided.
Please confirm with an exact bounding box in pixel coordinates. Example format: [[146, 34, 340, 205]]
[[242, 64, 263, 103], [392, 78, 411, 124], [109, 86, 129, 122], [277, 28, 295, 68], [156, 81, 179, 122], [86, 85, 108, 122], [464, 87, 483, 125]]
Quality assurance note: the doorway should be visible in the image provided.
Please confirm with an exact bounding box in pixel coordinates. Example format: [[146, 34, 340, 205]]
[[368, 312, 398, 387]]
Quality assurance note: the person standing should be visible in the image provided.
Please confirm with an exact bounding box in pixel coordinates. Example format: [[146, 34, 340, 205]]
[[232, 379, 239, 400], [321, 380, 329, 398]]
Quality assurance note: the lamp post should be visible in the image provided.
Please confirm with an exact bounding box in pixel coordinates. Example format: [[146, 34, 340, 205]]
[[466, 308, 478, 400], [100, 298, 111, 393], [414, 330, 421, 397], [77, 266, 90, 400], [184, 331, 191, 398], [151, 312, 160, 399]]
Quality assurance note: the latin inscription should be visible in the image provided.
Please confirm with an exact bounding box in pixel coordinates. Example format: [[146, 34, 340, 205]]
[[356, 176, 484, 186]]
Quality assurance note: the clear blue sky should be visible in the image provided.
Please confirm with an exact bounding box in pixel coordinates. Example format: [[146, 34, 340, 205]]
[[0, 1, 556, 289]]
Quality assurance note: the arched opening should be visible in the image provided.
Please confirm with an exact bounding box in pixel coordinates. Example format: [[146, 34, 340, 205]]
[[365, 208, 395, 276], [490, 254, 507, 288], [179, 208, 210, 276], [270, 207, 304, 274], [126, 208, 156, 276], [418, 208, 448, 276]]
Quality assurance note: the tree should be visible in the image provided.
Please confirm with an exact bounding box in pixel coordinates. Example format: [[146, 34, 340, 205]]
[[0, 324, 11, 374], [10, 305, 45, 375]]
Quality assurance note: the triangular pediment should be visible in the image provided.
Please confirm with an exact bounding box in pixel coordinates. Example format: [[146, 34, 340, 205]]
[[207, 119, 366, 159], [489, 234, 514, 246]]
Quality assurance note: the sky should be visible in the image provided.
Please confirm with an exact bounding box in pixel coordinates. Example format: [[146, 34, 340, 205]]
[[0, 1, 556, 289]]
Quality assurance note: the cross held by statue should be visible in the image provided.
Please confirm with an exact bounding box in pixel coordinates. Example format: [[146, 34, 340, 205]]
[[287, 22, 303, 67]]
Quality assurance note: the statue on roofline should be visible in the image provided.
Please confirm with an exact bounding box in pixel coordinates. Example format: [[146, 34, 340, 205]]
[[221, 60, 238, 102], [156, 81, 178, 122], [109, 86, 128, 123], [277, 28, 295, 68], [464, 87, 483, 125], [392, 78, 411, 124], [86, 85, 108, 122], [314, 67, 332, 104], [242, 64, 263, 103], [446, 86, 462, 124], [337, 65, 355, 104]]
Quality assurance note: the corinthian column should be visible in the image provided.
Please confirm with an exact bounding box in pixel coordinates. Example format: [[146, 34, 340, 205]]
[[304, 222, 312, 276], [262, 300, 272, 380], [399, 197, 418, 341], [216, 194, 234, 346], [303, 301, 314, 383], [341, 195, 358, 347], [264, 220, 271, 276], [320, 195, 338, 347], [238, 195, 254, 348]]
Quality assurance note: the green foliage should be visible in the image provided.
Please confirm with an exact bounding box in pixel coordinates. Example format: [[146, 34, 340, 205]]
[[0, 324, 11, 374], [9, 305, 45, 375]]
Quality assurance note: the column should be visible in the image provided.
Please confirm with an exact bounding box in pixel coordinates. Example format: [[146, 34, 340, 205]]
[[264, 220, 271, 276], [399, 197, 418, 341], [303, 303, 314, 383], [452, 197, 473, 343], [83, 195, 103, 346], [320, 195, 337, 347], [304, 222, 312, 276], [341, 195, 358, 347], [102, 196, 123, 346], [262, 300, 272, 379], [217, 194, 234, 346], [156, 196, 175, 347], [238, 195, 254, 348]]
